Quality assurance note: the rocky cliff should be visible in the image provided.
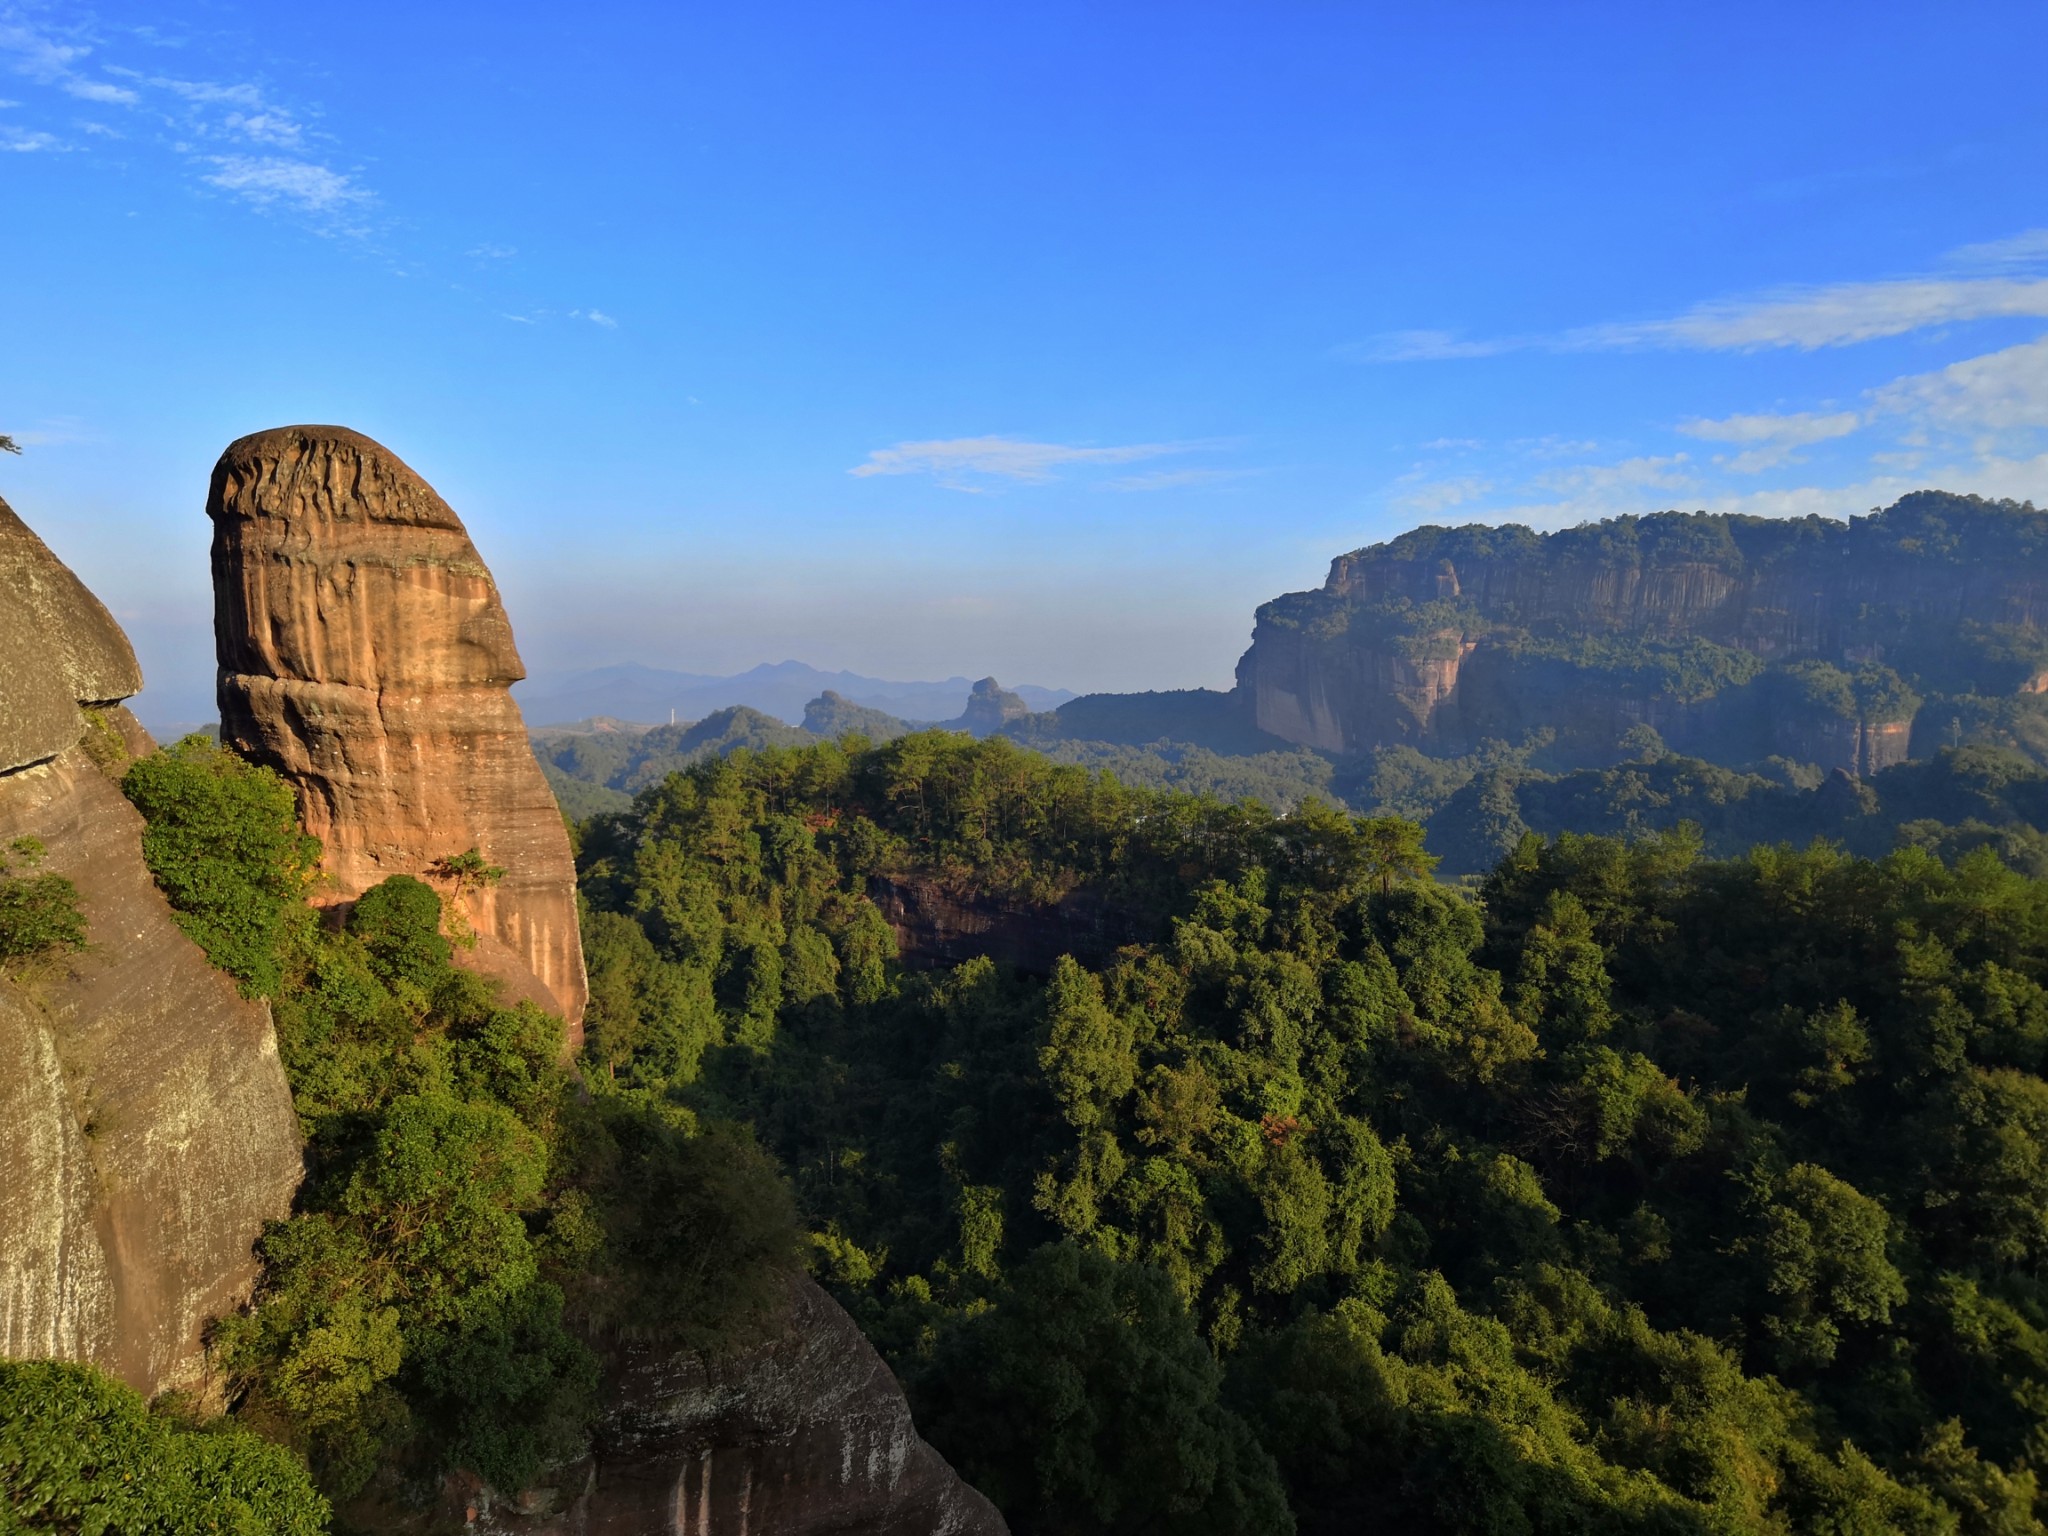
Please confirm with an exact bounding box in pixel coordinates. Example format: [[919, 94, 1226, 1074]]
[[425, 1279, 1004, 1535], [209, 426, 588, 1035], [1235, 492, 2047, 773], [0, 495, 301, 1399]]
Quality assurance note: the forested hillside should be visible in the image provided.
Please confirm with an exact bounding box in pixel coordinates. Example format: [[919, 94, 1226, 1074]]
[[570, 730, 2048, 1533]]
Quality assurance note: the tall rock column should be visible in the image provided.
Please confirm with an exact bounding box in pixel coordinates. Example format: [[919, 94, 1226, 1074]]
[[209, 426, 587, 1036]]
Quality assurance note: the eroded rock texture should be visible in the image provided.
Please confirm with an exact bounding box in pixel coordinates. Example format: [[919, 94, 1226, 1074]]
[[0, 502, 300, 1399], [209, 426, 587, 1034], [0, 497, 143, 773], [443, 1279, 1006, 1536]]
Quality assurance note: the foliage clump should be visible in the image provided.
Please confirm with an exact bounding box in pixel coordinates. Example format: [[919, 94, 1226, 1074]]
[[0, 1359, 329, 1535], [0, 836, 87, 975]]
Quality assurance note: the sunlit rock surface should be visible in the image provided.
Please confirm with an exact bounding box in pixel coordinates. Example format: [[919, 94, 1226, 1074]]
[[209, 425, 588, 1036]]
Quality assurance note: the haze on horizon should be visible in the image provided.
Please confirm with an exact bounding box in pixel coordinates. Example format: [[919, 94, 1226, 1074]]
[[2, 0, 2045, 729]]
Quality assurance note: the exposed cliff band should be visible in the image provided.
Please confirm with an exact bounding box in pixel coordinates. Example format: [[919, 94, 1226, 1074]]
[[208, 426, 588, 1034], [1234, 493, 2048, 773], [0, 495, 301, 1398]]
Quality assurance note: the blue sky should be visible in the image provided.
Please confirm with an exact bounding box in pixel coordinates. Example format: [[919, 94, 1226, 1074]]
[[3, 2, 2047, 727]]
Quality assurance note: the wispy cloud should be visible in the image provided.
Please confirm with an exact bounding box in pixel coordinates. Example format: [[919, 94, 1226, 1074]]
[[849, 435, 1205, 490], [1571, 277, 2048, 353], [1678, 409, 1863, 473], [575, 308, 618, 329], [1339, 329, 1523, 363], [1869, 335, 2048, 439], [203, 155, 364, 213], [1105, 466, 1254, 493], [1945, 228, 2048, 273], [1379, 322, 2048, 535], [0, 18, 373, 233], [62, 76, 135, 104], [0, 123, 58, 151], [1394, 475, 1494, 516], [1350, 230, 2048, 362]]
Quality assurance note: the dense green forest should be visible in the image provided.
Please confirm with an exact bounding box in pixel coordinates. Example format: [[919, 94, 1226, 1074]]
[[573, 730, 2048, 1533], [29, 723, 2048, 1532]]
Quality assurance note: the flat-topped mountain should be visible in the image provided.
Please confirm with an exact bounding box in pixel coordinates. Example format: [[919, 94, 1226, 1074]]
[[1233, 491, 2048, 774]]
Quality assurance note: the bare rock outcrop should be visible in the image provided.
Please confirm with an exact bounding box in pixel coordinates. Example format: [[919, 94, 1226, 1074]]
[[0, 500, 300, 1399], [208, 426, 587, 1036], [442, 1278, 1006, 1536], [0, 498, 142, 773]]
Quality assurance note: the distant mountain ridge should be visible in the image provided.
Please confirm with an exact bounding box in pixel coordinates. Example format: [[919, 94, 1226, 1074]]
[[514, 660, 1074, 728]]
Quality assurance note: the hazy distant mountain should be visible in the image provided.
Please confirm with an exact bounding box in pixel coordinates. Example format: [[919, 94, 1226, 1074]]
[[514, 660, 1074, 727]]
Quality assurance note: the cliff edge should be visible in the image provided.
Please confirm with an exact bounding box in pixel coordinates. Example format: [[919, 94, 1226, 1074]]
[[0, 495, 301, 1399], [1235, 492, 2048, 772]]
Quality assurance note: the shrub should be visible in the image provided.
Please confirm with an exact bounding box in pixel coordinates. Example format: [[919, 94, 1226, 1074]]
[[0, 1359, 329, 1535], [0, 837, 87, 973], [121, 737, 318, 996]]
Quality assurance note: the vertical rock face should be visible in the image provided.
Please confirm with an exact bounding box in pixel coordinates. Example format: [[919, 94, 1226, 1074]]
[[0, 499, 301, 1399], [443, 1279, 1007, 1536], [0, 498, 144, 774], [1235, 493, 2048, 773], [208, 426, 587, 1034]]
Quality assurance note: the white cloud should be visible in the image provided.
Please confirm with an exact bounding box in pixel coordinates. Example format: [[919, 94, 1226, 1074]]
[[1569, 277, 2048, 353], [850, 436, 1194, 486], [469, 243, 517, 260], [203, 155, 365, 213], [0, 124, 58, 151], [585, 310, 618, 329], [1354, 229, 2048, 362], [129, 72, 265, 108], [1678, 411, 1864, 446], [0, 22, 86, 83], [1395, 475, 1494, 516], [1946, 229, 2048, 272], [62, 77, 136, 104], [1678, 408, 1864, 473], [225, 110, 301, 146], [1869, 335, 2048, 438]]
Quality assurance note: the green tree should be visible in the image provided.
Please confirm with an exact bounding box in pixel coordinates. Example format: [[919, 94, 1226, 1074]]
[[916, 1244, 1293, 1536]]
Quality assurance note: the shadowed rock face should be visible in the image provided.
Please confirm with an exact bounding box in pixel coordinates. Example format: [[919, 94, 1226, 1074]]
[[0, 498, 143, 774], [430, 1279, 1007, 1536], [0, 499, 300, 1399], [208, 426, 588, 1036]]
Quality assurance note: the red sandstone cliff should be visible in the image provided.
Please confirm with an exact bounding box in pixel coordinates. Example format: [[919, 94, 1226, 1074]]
[[208, 426, 588, 1035], [0, 496, 302, 1399]]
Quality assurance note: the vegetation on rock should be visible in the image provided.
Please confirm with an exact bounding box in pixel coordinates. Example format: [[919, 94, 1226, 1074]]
[[118, 738, 799, 1510]]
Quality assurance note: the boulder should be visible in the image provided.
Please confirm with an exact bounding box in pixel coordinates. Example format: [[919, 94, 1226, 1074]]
[[208, 426, 588, 1036], [435, 1278, 1007, 1536]]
